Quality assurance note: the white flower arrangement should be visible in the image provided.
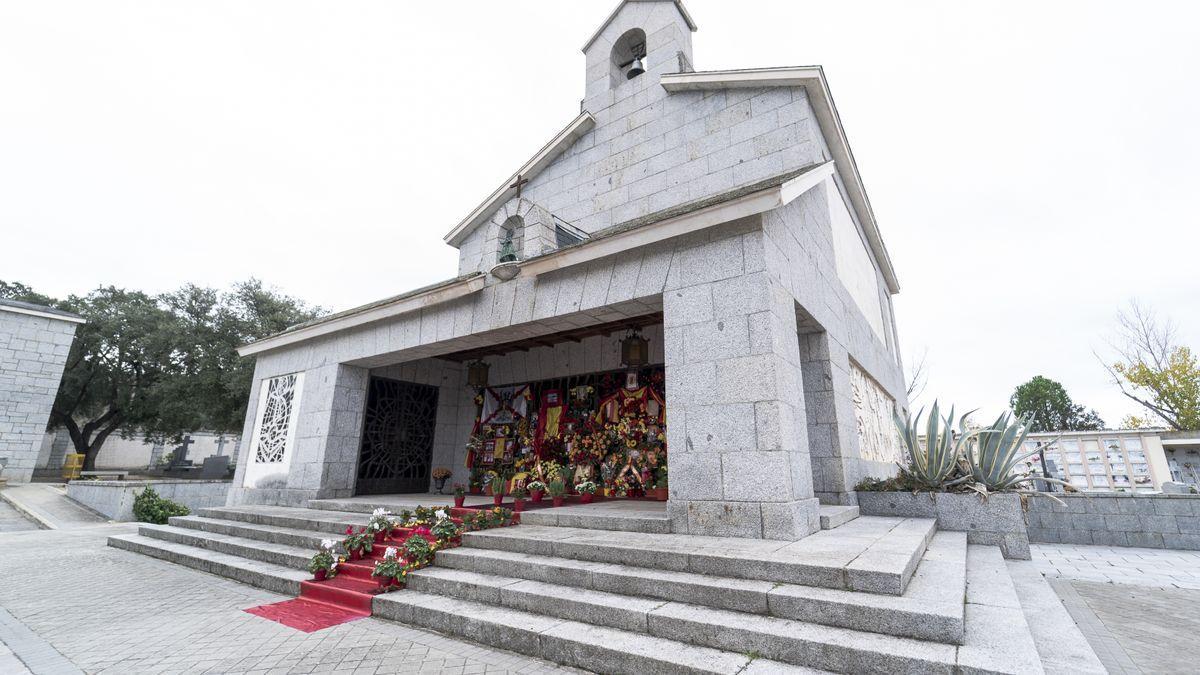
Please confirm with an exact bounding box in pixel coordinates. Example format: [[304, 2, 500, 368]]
[[321, 539, 337, 550], [435, 509, 448, 521], [383, 546, 398, 560]]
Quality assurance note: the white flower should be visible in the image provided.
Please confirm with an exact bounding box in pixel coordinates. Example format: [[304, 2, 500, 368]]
[[330, 561, 339, 570], [371, 507, 390, 518], [321, 539, 337, 550], [435, 509, 448, 521], [384, 546, 398, 559]]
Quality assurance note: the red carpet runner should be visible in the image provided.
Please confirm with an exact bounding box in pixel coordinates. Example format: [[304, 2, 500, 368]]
[[244, 506, 506, 632]]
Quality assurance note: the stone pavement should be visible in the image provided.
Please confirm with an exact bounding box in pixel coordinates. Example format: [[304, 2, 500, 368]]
[[1031, 542, 1200, 590], [0, 524, 578, 674], [0, 483, 108, 529], [1032, 542, 1200, 674]]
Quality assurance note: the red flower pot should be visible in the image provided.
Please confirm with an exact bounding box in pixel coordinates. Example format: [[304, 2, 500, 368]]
[[493, 494, 504, 506], [530, 490, 544, 503], [349, 549, 363, 561], [552, 496, 564, 507], [313, 569, 328, 581], [453, 495, 465, 508], [391, 578, 405, 589], [469, 487, 482, 495], [376, 575, 390, 588], [513, 498, 525, 513], [374, 531, 385, 543], [655, 487, 668, 501], [579, 493, 595, 504]]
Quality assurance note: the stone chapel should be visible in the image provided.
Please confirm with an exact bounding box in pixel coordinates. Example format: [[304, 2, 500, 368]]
[[230, 0, 908, 541]]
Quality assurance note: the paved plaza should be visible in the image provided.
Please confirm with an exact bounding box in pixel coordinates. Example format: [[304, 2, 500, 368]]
[[0, 524, 575, 674], [2, 504, 1200, 673], [1031, 542, 1200, 674]]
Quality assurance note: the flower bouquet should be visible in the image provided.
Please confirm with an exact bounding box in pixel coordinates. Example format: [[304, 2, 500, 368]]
[[368, 507, 393, 543]]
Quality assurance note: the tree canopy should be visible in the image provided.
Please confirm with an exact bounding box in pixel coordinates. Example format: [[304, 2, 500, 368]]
[[0, 279, 323, 469], [1106, 302, 1200, 431], [1009, 375, 1105, 432]]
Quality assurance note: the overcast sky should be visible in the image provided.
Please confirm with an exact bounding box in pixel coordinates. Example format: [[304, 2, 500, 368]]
[[2, 0, 1197, 426]]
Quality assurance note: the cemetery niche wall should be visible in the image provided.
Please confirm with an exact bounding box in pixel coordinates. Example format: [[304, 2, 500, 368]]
[[465, 365, 667, 499]]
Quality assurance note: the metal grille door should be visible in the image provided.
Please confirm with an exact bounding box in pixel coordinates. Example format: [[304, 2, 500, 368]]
[[355, 377, 439, 495]]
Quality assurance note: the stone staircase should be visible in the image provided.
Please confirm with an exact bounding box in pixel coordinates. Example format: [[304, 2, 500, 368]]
[[107, 498, 1062, 674]]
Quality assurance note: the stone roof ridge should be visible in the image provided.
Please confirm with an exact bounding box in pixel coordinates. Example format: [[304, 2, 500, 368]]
[[581, 0, 697, 53]]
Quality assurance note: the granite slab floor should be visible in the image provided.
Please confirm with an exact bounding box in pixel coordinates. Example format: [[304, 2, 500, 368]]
[[0, 524, 578, 674]]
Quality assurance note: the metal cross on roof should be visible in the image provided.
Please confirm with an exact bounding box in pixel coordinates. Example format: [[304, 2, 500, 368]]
[[509, 174, 529, 198]]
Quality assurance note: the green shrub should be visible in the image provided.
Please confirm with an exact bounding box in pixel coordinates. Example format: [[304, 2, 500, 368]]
[[132, 487, 190, 524]]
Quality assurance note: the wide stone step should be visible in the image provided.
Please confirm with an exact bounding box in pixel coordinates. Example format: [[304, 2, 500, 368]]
[[819, 505, 860, 530], [197, 505, 370, 535], [462, 515, 935, 595], [307, 496, 461, 514], [436, 531, 966, 643], [517, 501, 672, 534], [137, 523, 315, 569], [107, 532, 306, 596], [371, 589, 829, 675], [170, 514, 335, 549]]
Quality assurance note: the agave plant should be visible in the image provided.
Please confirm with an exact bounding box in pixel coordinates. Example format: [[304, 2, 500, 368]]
[[893, 401, 975, 491], [963, 411, 1070, 499]]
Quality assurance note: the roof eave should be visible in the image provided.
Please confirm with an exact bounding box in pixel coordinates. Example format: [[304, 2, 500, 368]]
[[443, 112, 596, 248], [661, 67, 901, 294]]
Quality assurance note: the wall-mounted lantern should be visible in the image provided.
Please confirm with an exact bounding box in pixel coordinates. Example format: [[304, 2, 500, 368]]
[[466, 360, 490, 388], [620, 331, 649, 368]]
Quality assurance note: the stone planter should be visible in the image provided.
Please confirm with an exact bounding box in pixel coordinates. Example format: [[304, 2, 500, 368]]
[[856, 491, 1030, 560]]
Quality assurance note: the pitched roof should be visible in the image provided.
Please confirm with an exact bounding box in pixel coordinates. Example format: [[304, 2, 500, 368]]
[[661, 66, 899, 293], [240, 162, 833, 357], [581, 0, 697, 52], [0, 297, 85, 324], [443, 112, 595, 247]]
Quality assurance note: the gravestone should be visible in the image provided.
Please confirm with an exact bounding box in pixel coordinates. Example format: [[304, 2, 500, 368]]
[[169, 436, 195, 468], [200, 455, 230, 479]]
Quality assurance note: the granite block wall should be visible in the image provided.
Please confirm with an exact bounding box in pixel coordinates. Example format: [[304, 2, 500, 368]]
[[0, 308, 79, 482], [1027, 493, 1200, 550]]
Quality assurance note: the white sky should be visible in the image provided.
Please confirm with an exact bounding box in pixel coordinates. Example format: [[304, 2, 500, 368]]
[[2, 0, 1197, 426]]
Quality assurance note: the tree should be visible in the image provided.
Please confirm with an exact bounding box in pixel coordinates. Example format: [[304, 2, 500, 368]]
[[0, 279, 323, 470], [1009, 375, 1105, 432], [1104, 302, 1200, 431]]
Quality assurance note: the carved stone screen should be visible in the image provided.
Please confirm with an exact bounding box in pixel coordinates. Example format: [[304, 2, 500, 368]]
[[851, 364, 903, 465], [355, 377, 439, 495], [244, 372, 304, 489]]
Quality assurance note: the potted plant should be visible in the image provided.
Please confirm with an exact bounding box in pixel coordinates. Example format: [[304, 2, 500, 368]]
[[575, 481, 598, 504], [430, 509, 460, 545], [526, 480, 546, 503], [368, 508, 393, 543], [432, 467, 452, 494], [654, 466, 668, 501], [403, 533, 435, 567], [343, 526, 374, 561], [548, 479, 567, 507], [308, 540, 340, 581], [469, 468, 484, 495], [452, 483, 467, 508], [372, 547, 405, 589], [510, 485, 527, 512], [489, 473, 506, 506]]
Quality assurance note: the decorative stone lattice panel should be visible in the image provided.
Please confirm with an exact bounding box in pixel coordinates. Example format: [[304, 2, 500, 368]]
[[254, 374, 298, 463], [851, 363, 902, 464]]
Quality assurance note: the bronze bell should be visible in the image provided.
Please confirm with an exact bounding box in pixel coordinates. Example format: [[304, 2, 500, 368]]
[[625, 57, 645, 79]]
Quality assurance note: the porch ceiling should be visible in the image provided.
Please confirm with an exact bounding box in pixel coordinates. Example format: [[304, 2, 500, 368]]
[[345, 296, 662, 369]]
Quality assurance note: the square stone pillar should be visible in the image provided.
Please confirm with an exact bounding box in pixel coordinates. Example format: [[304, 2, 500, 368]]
[[229, 362, 368, 506], [663, 271, 821, 540]]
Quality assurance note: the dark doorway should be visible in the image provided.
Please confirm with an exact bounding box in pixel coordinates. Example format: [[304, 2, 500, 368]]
[[355, 377, 439, 495]]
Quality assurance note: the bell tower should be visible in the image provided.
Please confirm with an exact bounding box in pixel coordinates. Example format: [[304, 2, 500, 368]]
[[581, 0, 696, 108]]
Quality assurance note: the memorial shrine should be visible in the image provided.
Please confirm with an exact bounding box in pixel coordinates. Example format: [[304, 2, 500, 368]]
[[226, 0, 909, 542]]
